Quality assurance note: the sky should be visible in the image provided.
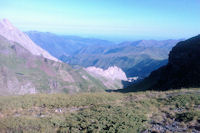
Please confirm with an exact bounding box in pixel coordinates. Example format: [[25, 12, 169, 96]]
[[0, 0, 200, 41]]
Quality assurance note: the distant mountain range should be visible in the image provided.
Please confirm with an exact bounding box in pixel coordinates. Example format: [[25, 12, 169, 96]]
[[27, 31, 182, 78], [26, 31, 115, 58], [0, 18, 197, 96], [0, 19, 124, 95]]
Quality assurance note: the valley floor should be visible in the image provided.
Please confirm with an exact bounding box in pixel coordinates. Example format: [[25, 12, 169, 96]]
[[0, 89, 200, 133]]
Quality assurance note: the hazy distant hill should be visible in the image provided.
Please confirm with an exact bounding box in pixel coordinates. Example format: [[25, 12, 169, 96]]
[[27, 31, 182, 78], [26, 31, 114, 57]]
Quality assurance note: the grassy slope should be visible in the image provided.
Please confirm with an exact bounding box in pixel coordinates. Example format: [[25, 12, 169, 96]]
[[0, 88, 200, 132], [0, 36, 108, 94]]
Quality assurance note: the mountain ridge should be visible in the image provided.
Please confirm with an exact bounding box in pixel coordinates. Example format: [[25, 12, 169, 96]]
[[26, 31, 182, 78], [0, 19, 58, 61]]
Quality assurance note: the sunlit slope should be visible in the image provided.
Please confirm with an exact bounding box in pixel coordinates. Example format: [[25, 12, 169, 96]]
[[0, 35, 108, 95]]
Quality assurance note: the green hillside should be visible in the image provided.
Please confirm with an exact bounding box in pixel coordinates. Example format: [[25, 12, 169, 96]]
[[0, 35, 109, 95]]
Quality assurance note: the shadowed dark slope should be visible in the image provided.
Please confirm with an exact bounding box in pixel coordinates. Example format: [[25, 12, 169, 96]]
[[117, 35, 200, 92], [149, 35, 200, 90]]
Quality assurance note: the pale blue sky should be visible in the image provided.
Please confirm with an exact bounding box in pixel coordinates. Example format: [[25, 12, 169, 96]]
[[0, 0, 200, 41]]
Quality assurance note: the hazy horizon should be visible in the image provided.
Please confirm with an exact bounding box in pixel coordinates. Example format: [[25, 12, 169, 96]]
[[1, 0, 200, 41], [24, 30, 187, 43]]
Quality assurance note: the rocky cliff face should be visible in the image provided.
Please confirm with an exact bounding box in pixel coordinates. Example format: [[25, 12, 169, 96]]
[[146, 35, 200, 90], [0, 19, 58, 61], [86, 66, 127, 81], [85, 66, 127, 89]]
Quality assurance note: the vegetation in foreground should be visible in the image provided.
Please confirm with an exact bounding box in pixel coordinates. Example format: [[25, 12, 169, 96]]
[[0, 88, 200, 133]]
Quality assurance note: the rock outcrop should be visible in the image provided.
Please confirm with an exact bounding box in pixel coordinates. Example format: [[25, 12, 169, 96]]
[[86, 66, 127, 81], [146, 35, 200, 90], [85, 66, 127, 90]]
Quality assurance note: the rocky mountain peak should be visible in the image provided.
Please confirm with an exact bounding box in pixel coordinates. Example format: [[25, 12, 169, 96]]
[[0, 19, 13, 30], [0, 19, 58, 61]]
